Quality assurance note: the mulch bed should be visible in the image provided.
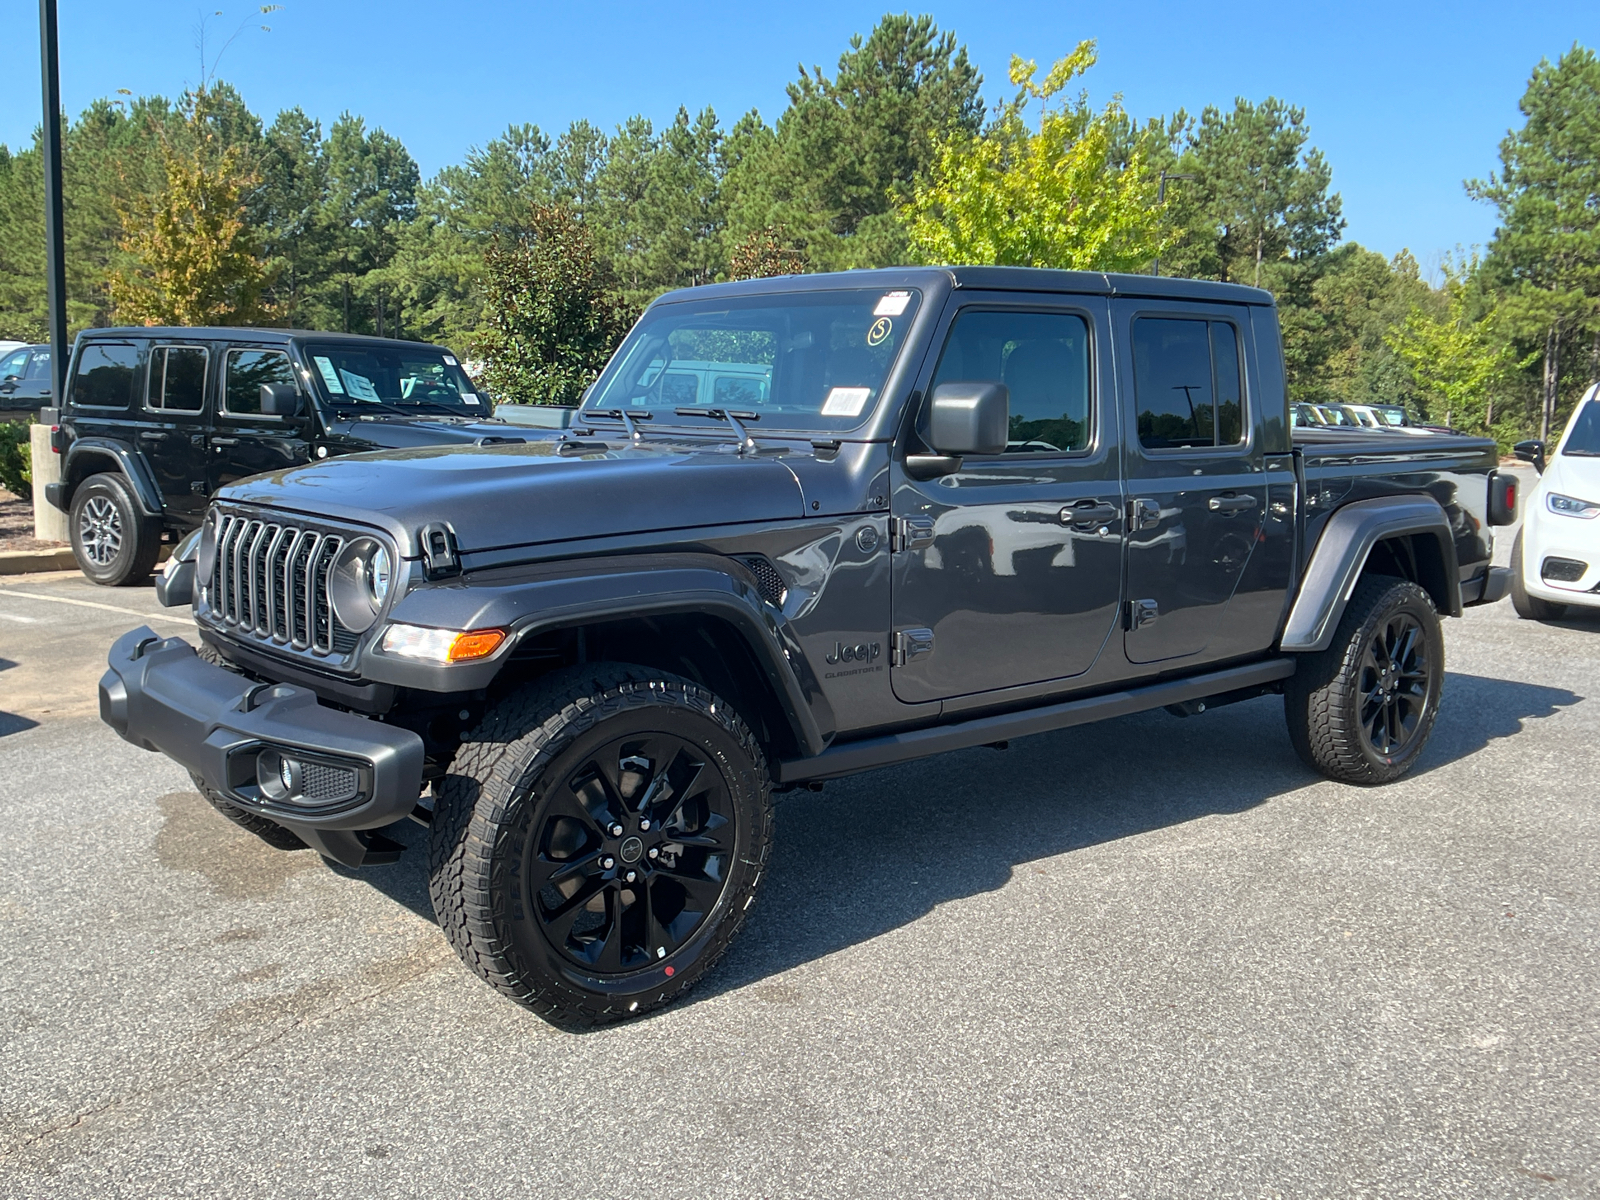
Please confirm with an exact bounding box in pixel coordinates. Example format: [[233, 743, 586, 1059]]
[[0, 487, 66, 552]]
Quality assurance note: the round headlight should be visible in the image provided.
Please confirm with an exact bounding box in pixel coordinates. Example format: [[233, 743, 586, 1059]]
[[368, 544, 392, 605], [330, 538, 394, 634]]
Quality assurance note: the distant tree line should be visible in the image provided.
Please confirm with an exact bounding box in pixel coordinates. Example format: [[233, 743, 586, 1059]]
[[0, 15, 1596, 446]]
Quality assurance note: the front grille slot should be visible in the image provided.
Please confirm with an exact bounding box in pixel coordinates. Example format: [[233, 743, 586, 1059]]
[[210, 512, 348, 655]]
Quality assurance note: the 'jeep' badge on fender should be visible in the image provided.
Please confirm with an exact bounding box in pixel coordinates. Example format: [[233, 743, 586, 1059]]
[[825, 641, 881, 666]]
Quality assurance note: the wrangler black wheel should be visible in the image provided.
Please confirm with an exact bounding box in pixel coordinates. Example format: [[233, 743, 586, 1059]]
[[1285, 575, 1444, 785], [429, 665, 772, 1025]]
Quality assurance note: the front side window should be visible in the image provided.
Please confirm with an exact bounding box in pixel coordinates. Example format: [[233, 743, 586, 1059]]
[[584, 288, 923, 432], [0, 349, 28, 379], [147, 346, 208, 413], [303, 343, 482, 414], [1132, 317, 1246, 450], [224, 349, 296, 415], [928, 309, 1092, 454], [71, 343, 138, 408]]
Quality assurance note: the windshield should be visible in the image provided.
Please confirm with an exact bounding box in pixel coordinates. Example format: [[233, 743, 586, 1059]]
[[303, 343, 485, 414], [1563, 399, 1600, 457], [584, 288, 923, 432]]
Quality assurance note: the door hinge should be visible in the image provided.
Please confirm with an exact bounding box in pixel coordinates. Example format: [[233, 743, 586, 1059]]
[[1127, 599, 1159, 630], [1129, 498, 1161, 532], [891, 627, 935, 666], [889, 516, 935, 552]]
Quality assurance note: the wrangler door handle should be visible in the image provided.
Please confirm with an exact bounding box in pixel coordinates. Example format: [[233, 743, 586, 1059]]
[[211, 437, 239, 446], [1060, 500, 1119, 526], [1207, 493, 1259, 515], [138, 430, 166, 440]]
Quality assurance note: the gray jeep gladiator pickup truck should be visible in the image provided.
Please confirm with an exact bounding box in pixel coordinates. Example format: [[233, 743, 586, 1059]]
[[100, 267, 1517, 1025]]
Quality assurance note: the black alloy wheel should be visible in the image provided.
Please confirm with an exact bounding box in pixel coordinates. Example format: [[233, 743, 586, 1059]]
[[528, 733, 736, 975], [1285, 574, 1444, 785], [1355, 609, 1432, 759], [429, 664, 772, 1026]]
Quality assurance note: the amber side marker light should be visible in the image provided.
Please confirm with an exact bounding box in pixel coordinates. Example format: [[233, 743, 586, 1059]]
[[448, 629, 506, 662], [381, 623, 508, 664]]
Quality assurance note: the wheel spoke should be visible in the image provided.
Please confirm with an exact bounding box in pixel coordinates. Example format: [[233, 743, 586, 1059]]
[[592, 889, 626, 972], [527, 846, 603, 891], [541, 875, 609, 943]]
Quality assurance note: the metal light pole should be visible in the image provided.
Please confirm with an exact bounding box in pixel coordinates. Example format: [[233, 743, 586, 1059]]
[[38, 0, 68, 404], [1152, 170, 1194, 278]]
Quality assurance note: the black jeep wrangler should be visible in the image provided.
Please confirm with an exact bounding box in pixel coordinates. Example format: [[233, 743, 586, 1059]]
[[100, 268, 1516, 1025], [44, 327, 528, 585]]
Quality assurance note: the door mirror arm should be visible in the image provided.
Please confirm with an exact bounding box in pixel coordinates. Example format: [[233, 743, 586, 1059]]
[[904, 453, 964, 481]]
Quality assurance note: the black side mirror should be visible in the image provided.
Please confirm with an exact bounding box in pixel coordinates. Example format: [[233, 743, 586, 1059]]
[[260, 382, 303, 417], [928, 381, 1009, 454], [1513, 439, 1546, 474]]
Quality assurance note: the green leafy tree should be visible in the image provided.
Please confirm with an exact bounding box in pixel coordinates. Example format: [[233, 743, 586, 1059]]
[[901, 43, 1164, 272], [320, 114, 419, 336], [728, 226, 808, 279], [108, 88, 272, 326], [475, 203, 631, 405], [1470, 44, 1600, 441]]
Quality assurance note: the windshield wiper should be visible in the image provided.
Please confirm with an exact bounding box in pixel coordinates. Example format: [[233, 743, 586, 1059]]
[[394, 399, 475, 417], [588, 408, 654, 441], [675, 407, 761, 453]]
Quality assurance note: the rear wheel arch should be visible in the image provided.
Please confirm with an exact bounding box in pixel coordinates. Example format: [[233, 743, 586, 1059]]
[[1363, 532, 1454, 616]]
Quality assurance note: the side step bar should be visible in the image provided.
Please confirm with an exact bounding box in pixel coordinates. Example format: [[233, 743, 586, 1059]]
[[776, 658, 1297, 784]]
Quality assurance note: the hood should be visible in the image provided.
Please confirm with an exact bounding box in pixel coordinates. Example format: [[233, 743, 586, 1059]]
[[325, 414, 554, 450], [218, 439, 806, 556], [1543, 451, 1600, 505]]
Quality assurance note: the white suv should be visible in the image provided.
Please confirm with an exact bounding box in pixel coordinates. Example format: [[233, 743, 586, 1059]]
[[1512, 383, 1600, 619]]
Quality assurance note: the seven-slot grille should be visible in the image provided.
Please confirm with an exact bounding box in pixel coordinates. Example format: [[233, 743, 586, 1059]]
[[209, 513, 352, 655]]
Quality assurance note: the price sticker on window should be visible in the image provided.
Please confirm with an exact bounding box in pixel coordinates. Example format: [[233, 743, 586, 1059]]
[[821, 386, 871, 417], [874, 291, 911, 316], [313, 356, 344, 394]]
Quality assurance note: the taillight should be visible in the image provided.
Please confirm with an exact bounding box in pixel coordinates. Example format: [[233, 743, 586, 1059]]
[[1488, 471, 1518, 526]]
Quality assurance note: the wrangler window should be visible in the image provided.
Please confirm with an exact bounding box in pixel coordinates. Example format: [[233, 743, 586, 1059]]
[[1132, 317, 1246, 449], [147, 346, 209, 413], [71, 343, 139, 409]]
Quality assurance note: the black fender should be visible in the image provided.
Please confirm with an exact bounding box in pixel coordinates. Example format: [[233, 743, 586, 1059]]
[[60, 438, 164, 517], [1280, 496, 1461, 652], [364, 552, 835, 757]]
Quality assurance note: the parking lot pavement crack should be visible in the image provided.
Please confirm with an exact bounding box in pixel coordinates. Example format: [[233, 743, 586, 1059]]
[[0, 939, 453, 1166]]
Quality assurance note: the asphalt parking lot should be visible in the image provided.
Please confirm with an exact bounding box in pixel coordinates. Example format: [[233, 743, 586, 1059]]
[[1, 499, 1596, 1198]]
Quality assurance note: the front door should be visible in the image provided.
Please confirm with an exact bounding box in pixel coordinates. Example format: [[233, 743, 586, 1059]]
[[890, 297, 1124, 704], [142, 343, 213, 520], [209, 346, 314, 492], [1118, 303, 1267, 666]]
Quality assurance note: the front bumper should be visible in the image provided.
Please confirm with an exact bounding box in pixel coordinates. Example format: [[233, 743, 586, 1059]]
[[99, 626, 424, 865]]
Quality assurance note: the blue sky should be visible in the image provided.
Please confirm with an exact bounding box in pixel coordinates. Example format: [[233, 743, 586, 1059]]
[[8, 1, 1597, 275]]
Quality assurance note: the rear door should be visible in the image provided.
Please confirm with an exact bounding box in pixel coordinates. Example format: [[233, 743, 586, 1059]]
[[890, 295, 1125, 703], [16, 347, 55, 409], [1117, 302, 1269, 666], [142, 342, 213, 520], [209, 345, 315, 491]]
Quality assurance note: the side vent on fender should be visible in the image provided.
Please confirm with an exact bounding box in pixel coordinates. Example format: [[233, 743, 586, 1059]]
[[733, 555, 788, 608]]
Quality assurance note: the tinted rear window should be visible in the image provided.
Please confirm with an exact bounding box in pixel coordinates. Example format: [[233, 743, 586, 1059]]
[[72, 343, 139, 408]]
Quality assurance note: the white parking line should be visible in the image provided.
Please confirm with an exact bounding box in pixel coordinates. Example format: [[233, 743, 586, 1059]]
[[0, 590, 193, 626], [0, 611, 41, 623]]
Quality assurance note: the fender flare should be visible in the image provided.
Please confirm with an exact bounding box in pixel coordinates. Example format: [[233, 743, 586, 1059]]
[[61, 439, 164, 517], [366, 553, 835, 757], [1280, 496, 1461, 652]]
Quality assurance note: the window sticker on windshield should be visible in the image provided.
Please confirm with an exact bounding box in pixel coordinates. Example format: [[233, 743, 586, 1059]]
[[339, 369, 381, 402], [874, 291, 911, 317], [313, 356, 345, 394], [822, 386, 871, 417], [443, 355, 458, 366], [461, 392, 481, 405], [867, 317, 892, 346]]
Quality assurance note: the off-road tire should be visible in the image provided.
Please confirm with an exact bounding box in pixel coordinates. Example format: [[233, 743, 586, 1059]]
[[1284, 575, 1444, 785], [70, 472, 160, 586], [188, 640, 307, 851], [1510, 530, 1567, 621], [428, 664, 773, 1026]]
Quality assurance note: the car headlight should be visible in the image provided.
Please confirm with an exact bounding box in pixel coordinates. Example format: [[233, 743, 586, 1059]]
[[380, 623, 506, 663], [330, 538, 397, 633], [1547, 492, 1600, 519]]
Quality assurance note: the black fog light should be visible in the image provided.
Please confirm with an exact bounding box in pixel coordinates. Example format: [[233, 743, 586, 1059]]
[[257, 748, 303, 802], [1541, 556, 1587, 583]]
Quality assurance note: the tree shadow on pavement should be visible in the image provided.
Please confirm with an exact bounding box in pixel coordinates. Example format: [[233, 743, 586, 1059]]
[[342, 670, 1578, 1010]]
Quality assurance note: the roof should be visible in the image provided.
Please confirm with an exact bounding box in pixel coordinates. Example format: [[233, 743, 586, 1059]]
[[75, 327, 452, 350], [650, 266, 1276, 308]]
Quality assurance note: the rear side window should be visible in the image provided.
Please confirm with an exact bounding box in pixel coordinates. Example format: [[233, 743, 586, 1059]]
[[71, 343, 139, 408], [23, 349, 50, 381], [224, 349, 295, 415], [1132, 317, 1246, 449], [147, 346, 209, 413], [929, 309, 1092, 454]]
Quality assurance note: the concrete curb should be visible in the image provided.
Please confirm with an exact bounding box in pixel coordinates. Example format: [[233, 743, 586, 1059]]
[[0, 546, 75, 575]]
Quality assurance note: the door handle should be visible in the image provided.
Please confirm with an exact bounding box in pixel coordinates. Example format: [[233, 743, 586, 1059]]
[[1207, 493, 1259, 515], [211, 437, 239, 446], [138, 430, 166, 440], [1060, 500, 1119, 527]]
